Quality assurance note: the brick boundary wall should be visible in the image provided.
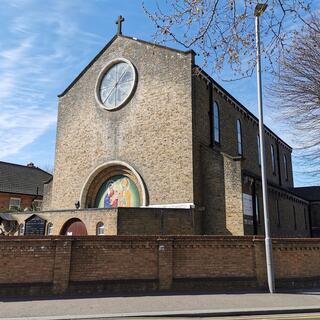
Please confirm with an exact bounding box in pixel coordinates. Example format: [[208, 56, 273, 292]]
[[1, 236, 320, 297]]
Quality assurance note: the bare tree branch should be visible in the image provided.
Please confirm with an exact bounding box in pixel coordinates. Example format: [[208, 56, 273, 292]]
[[269, 17, 320, 179], [143, 0, 316, 79]]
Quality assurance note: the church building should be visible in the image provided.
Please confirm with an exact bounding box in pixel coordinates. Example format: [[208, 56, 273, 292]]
[[11, 22, 318, 237]]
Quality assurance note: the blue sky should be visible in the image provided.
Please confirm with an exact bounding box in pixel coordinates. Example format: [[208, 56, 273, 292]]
[[0, 0, 317, 186]]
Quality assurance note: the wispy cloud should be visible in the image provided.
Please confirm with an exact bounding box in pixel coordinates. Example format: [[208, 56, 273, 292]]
[[0, 0, 105, 160]]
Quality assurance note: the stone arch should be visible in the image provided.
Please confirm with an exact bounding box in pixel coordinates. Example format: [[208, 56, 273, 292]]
[[79, 160, 147, 208], [60, 218, 87, 236]]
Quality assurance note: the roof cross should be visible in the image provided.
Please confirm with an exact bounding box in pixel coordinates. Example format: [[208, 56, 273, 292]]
[[116, 15, 125, 35]]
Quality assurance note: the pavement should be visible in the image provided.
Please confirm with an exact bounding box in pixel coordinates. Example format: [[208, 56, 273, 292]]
[[2, 290, 320, 320]]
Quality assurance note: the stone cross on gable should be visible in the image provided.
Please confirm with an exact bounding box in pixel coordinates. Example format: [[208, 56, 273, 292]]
[[116, 15, 125, 35]]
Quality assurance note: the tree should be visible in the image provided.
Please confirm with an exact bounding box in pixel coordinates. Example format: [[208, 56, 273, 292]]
[[143, 0, 316, 79], [270, 17, 320, 179]]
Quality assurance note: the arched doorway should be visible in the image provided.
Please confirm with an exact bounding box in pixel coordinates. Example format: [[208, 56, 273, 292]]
[[60, 218, 87, 236]]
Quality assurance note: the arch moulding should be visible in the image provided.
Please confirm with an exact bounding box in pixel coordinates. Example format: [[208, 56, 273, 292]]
[[79, 160, 147, 208]]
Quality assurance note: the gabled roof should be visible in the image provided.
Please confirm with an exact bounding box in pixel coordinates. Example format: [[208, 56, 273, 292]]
[[0, 161, 52, 196], [58, 34, 195, 98], [291, 186, 320, 201]]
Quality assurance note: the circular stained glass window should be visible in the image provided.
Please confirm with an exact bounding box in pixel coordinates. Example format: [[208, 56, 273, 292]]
[[96, 59, 136, 110], [95, 175, 140, 208]]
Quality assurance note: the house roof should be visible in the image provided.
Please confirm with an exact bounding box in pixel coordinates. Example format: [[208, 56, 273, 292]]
[[291, 186, 320, 202], [0, 161, 52, 196]]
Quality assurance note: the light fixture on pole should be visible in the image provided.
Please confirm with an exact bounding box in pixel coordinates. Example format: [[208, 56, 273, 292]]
[[254, 2, 275, 294]]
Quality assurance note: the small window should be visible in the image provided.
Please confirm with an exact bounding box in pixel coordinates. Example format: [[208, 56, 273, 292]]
[[212, 102, 220, 143], [33, 200, 43, 211], [47, 223, 53, 235], [270, 144, 276, 174], [19, 223, 25, 235], [9, 198, 21, 211], [257, 135, 261, 165], [236, 119, 243, 156], [283, 154, 288, 181], [293, 206, 297, 230], [96, 222, 105, 235]]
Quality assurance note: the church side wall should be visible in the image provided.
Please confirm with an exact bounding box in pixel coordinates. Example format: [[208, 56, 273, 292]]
[[191, 75, 293, 190], [192, 75, 305, 236], [51, 37, 194, 210], [253, 186, 310, 238], [192, 77, 227, 234], [1, 236, 320, 297]]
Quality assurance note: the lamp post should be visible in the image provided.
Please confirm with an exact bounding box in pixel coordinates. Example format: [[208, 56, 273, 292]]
[[254, 3, 275, 294]]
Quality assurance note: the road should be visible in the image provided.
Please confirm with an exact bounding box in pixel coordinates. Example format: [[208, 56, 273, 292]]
[[2, 290, 320, 319]]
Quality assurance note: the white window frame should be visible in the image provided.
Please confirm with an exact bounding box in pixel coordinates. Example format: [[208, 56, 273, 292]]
[[96, 222, 105, 235], [19, 223, 25, 235], [9, 197, 21, 210], [47, 223, 53, 235]]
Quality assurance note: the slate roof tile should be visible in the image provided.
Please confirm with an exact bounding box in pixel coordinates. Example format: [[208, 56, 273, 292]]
[[0, 161, 52, 196]]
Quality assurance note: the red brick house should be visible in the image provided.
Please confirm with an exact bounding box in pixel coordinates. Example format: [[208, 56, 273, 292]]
[[0, 162, 52, 212]]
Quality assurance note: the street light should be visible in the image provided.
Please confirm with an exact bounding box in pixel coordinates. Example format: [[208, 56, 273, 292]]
[[254, 3, 275, 294]]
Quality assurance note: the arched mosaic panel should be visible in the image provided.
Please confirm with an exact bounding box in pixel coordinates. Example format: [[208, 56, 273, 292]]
[[95, 175, 140, 208]]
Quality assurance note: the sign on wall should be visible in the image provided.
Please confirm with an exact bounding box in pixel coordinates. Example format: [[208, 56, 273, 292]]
[[243, 193, 253, 216], [24, 214, 47, 235], [243, 193, 253, 225]]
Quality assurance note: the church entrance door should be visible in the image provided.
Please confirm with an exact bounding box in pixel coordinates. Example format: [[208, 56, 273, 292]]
[[60, 218, 87, 236]]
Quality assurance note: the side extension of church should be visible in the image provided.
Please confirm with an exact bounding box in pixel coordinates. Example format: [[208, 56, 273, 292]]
[[11, 34, 317, 237]]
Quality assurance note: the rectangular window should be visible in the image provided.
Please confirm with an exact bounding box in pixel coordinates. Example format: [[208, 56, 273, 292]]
[[9, 198, 21, 210], [271, 144, 276, 174], [284, 154, 288, 181], [236, 119, 243, 156], [213, 102, 220, 143]]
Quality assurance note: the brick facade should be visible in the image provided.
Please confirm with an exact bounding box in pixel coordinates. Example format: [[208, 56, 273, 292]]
[[192, 69, 311, 237], [1, 236, 320, 296], [39, 34, 315, 237], [49, 36, 194, 210], [0, 192, 42, 211], [11, 207, 201, 236]]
